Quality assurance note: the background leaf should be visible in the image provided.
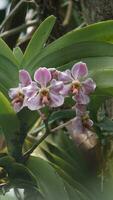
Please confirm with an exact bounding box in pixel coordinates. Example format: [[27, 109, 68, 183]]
[[27, 156, 71, 200], [22, 15, 56, 69], [0, 92, 21, 160], [13, 47, 23, 65]]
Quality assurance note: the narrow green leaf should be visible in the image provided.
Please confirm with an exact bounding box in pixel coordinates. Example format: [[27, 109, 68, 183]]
[[13, 47, 23, 65], [0, 156, 38, 195], [17, 108, 39, 138], [0, 194, 17, 200], [64, 181, 84, 200], [0, 40, 19, 95], [43, 20, 113, 56], [92, 69, 113, 92], [0, 92, 21, 160], [49, 109, 76, 122], [27, 156, 69, 200], [0, 39, 18, 66], [0, 57, 18, 96], [24, 41, 113, 74], [52, 164, 93, 200], [97, 117, 113, 133], [45, 142, 78, 168], [58, 56, 113, 72], [22, 15, 56, 68], [23, 19, 113, 70], [41, 148, 83, 181], [89, 95, 107, 122]]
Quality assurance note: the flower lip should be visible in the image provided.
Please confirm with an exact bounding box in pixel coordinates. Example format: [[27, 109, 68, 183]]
[[39, 88, 50, 105], [11, 92, 24, 107], [40, 88, 49, 96], [71, 80, 81, 94], [81, 113, 93, 129], [8, 85, 26, 112]]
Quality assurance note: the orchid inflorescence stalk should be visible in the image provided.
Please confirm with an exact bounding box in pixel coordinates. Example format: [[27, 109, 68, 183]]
[[9, 62, 96, 135]]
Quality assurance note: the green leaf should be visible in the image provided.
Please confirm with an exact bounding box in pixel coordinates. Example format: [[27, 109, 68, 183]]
[[0, 156, 39, 198], [27, 156, 70, 200], [13, 47, 23, 65], [89, 95, 107, 122], [41, 148, 86, 183], [59, 56, 113, 72], [64, 181, 82, 200], [91, 69, 113, 95], [41, 132, 98, 199], [0, 56, 18, 96], [88, 68, 113, 121], [17, 108, 39, 138], [0, 40, 19, 95], [0, 194, 17, 200], [22, 19, 113, 70], [97, 117, 113, 133], [0, 92, 21, 160], [45, 141, 78, 168], [49, 109, 76, 123], [0, 39, 18, 66], [24, 41, 113, 74], [51, 164, 94, 200], [87, 69, 113, 122], [22, 15, 56, 68], [42, 20, 113, 54]]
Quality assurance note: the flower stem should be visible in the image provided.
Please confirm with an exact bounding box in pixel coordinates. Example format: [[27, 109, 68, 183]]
[[23, 119, 50, 160]]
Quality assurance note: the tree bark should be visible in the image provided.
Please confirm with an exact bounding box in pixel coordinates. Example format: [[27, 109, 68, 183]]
[[78, 0, 113, 173], [80, 0, 113, 119], [81, 0, 113, 24]]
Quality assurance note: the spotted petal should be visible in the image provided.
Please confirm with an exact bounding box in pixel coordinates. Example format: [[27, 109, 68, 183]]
[[58, 70, 72, 83], [27, 94, 42, 110], [13, 102, 24, 113], [50, 92, 64, 107], [74, 89, 90, 104], [50, 79, 64, 93], [75, 104, 87, 115], [71, 62, 88, 80], [60, 84, 71, 96], [23, 82, 38, 98], [19, 70, 32, 87], [34, 67, 51, 87], [82, 78, 96, 94], [8, 86, 21, 99], [67, 117, 84, 135]]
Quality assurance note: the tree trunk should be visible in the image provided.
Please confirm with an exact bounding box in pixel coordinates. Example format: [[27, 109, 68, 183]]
[[78, 0, 113, 174], [81, 0, 113, 119], [81, 0, 113, 24]]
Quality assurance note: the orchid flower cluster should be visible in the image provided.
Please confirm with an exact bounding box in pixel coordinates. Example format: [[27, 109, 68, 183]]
[[9, 62, 96, 134]]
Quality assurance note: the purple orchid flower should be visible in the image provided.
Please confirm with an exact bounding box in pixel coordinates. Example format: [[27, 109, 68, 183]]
[[58, 62, 96, 104], [72, 104, 93, 132], [66, 104, 93, 145], [49, 68, 60, 80], [24, 67, 64, 110], [8, 70, 35, 112]]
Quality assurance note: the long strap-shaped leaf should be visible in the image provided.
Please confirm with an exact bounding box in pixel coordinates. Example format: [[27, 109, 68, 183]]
[[0, 39, 19, 95], [22, 19, 113, 70], [27, 156, 70, 200], [0, 92, 21, 160], [23, 41, 113, 73], [22, 15, 56, 68]]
